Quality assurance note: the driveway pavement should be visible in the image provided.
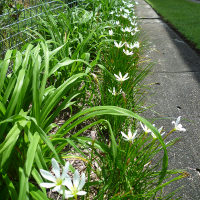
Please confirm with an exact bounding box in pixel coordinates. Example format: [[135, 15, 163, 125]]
[[136, 0, 200, 199]]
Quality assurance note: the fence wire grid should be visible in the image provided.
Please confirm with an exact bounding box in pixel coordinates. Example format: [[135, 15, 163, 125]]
[[0, 0, 78, 57]]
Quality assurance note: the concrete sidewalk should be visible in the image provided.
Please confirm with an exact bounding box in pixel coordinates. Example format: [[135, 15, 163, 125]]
[[136, 0, 200, 199]]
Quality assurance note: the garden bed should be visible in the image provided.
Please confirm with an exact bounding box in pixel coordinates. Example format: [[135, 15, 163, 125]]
[[0, 0, 186, 199]]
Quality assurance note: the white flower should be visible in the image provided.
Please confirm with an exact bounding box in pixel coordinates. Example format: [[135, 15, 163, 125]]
[[127, 4, 134, 8], [151, 125, 163, 139], [132, 16, 137, 20], [140, 122, 153, 134], [140, 122, 157, 138], [127, 41, 140, 49], [131, 32, 136, 36], [121, 28, 126, 32], [124, 9, 131, 14], [108, 87, 117, 96], [123, 49, 134, 56], [114, 41, 124, 48], [131, 21, 137, 26], [134, 27, 139, 32], [110, 11, 114, 15], [172, 116, 186, 132], [64, 170, 86, 199], [140, 122, 165, 139], [40, 158, 69, 193], [125, 27, 133, 32], [158, 126, 165, 136], [114, 72, 129, 82], [121, 129, 137, 143], [133, 41, 140, 48], [109, 30, 113, 36], [122, 14, 128, 18], [115, 20, 120, 25]]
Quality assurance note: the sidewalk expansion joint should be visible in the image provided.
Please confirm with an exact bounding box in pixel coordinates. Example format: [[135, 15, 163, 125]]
[[153, 71, 200, 74], [138, 17, 160, 20]]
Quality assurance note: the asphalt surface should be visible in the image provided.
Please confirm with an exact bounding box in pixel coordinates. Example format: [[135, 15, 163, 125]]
[[136, 0, 200, 199]]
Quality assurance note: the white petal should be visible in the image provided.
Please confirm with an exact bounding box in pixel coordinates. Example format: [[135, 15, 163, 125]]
[[40, 169, 56, 182], [52, 185, 61, 192], [176, 116, 181, 125], [78, 173, 85, 190], [121, 131, 128, 139], [40, 182, 56, 188], [119, 72, 122, 78], [64, 191, 73, 198], [114, 74, 119, 79], [51, 158, 60, 178], [61, 161, 69, 179], [132, 130, 137, 138], [177, 124, 186, 132], [77, 191, 87, 196], [124, 73, 129, 79], [151, 132, 157, 139], [128, 129, 132, 137], [73, 170, 80, 189], [64, 175, 73, 190], [140, 122, 145, 130], [158, 126, 163, 133]]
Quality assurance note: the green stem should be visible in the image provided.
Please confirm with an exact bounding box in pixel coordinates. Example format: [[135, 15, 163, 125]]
[[163, 128, 175, 140]]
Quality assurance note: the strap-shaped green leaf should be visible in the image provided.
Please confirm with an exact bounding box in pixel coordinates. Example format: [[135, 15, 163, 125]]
[[0, 50, 12, 94]]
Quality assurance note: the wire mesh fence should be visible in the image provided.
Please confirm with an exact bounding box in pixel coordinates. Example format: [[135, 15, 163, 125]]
[[0, 0, 78, 57]]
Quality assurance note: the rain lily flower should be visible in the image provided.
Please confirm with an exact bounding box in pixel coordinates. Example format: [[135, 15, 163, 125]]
[[114, 72, 129, 82], [131, 21, 137, 26], [140, 122, 164, 139], [64, 170, 86, 199], [121, 28, 126, 32], [131, 32, 136, 36], [124, 9, 131, 14], [158, 126, 165, 136], [140, 122, 154, 134], [126, 43, 133, 49], [114, 41, 124, 48], [121, 129, 137, 143], [134, 27, 139, 32], [40, 158, 69, 193], [133, 41, 140, 48], [115, 20, 120, 25], [172, 116, 186, 132], [108, 87, 117, 96], [109, 30, 113, 36], [151, 126, 164, 139], [127, 4, 134, 8], [127, 41, 140, 49], [125, 27, 133, 32], [123, 49, 134, 56], [122, 14, 128, 18]]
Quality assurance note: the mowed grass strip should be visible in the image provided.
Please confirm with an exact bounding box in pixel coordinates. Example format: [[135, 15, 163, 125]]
[[145, 0, 200, 50]]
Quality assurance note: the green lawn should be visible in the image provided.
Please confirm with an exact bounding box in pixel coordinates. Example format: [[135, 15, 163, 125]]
[[145, 0, 200, 50]]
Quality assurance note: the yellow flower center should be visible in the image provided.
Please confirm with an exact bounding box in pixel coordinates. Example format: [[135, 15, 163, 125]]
[[56, 178, 62, 186], [71, 186, 78, 199]]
